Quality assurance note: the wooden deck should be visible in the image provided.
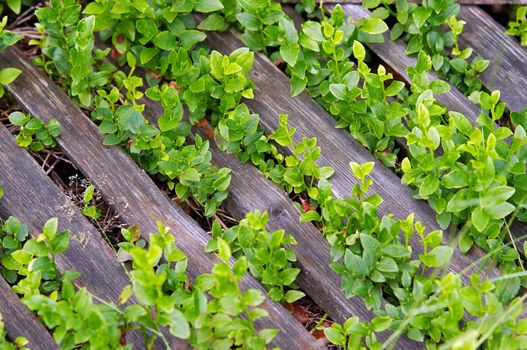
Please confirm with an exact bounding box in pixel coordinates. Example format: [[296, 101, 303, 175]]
[[0, 1, 526, 349]]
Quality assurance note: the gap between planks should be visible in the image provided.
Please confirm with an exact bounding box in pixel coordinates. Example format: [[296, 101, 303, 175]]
[[0, 47, 323, 350]]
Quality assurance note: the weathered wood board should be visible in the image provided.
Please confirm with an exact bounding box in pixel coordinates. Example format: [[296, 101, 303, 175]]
[[0, 47, 323, 350], [0, 123, 152, 347], [458, 6, 527, 113], [0, 276, 58, 350]]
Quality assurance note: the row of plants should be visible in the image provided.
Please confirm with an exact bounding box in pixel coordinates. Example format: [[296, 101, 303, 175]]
[[506, 6, 527, 47], [29, 0, 527, 348], [230, 1, 527, 269], [0, 211, 280, 349], [1, 0, 526, 348], [0, 3, 308, 348]]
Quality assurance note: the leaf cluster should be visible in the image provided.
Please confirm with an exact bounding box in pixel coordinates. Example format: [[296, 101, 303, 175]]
[[8, 111, 61, 151], [206, 210, 305, 304]]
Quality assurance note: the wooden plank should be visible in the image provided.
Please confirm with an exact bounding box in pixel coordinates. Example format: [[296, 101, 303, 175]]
[[204, 28, 500, 279], [0, 125, 130, 303], [458, 6, 527, 113], [0, 123, 154, 347], [142, 104, 376, 324], [307, 4, 527, 243], [332, 4, 481, 123], [141, 103, 421, 347], [0, 47, 323, 350], [284, 0, 527, 4], [0, 277, 58, 349], [334, 4, 527, 113]]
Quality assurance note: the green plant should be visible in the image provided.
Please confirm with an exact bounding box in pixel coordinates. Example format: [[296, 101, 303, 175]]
[[363, 0, 488, 95], [207, 210, 305, 303], [506, 6, 527, 46], [269, 114, 334, 198], [81, 185, 101, 220], [303, 162, 453, 310], [324, 272, 527, 349], [1, 217, 279, 349], [0, 217, 30, 284], [0, 16, 22, 98], [401, 86, 527, 260], [8, 112, 61, 151], [35, 1, 113, 107], [118, 222, 280, 349]]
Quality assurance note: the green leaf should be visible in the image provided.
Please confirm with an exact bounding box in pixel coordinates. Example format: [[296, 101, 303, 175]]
[[302, 21, 324, 41], [285, 290, 305, 303], [377, 257, 398, 273], [195, 0, 223, 13], [165, 309, 190, 339], [480, 186, 515, 207], [430, 80, 450, 94], [153, 31, 177, 50], [484, 203, 516, 220], [419, 174, 439, 198], [0, 68, 21, 86], [324, 326, 345, 346], [371, 316, 392, 332], [359, 18, 388, 35], [329, 84, 346, 100], [6, 0, 21, 14], [198, 14, 225, 31], [299, 210, 321, 222], [386, 81, 405, 96], [471, 207, 489, 232], [412, 7, 432, 28], [180, 168, 200, 182], [83, 185, 95, 203], [217, 238, 231, 262], [352, 40, 366, 61], [420, 246, 453, 267], [180, 30, 206, 50], [243, 289, 265, 306], [50, 231, 70, 254], [280, 43, 300, 67], [43, 218, 58, 239], [8, 111, 28, 126]]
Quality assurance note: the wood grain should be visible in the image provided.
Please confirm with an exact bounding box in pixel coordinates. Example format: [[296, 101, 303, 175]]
[[0, 47, 322, 350], [458, 6, 527, 113], [0, 123, 152, 347], [0, 276, 57, 349], [204, 28, 501, 280]]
